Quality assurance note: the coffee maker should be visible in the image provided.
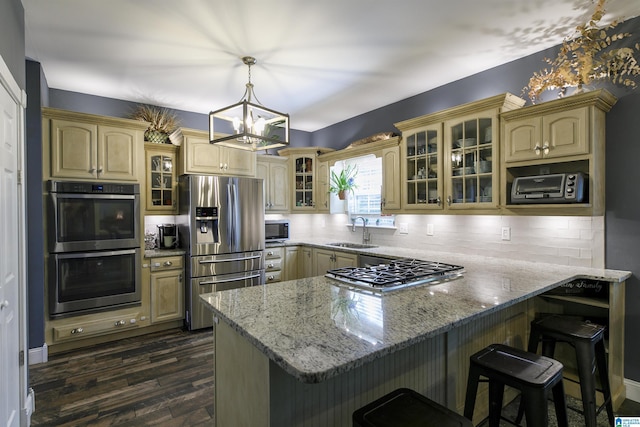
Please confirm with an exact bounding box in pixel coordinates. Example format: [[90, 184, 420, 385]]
[[157, 223, 177, 249]]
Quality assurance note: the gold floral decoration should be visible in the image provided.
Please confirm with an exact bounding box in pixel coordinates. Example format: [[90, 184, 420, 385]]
[[131, 104, 180, 134], [524, 0, 640, 103]]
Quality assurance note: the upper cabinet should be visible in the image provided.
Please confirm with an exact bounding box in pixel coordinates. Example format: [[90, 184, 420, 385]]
[[395, 93, 526, 212], [43, 108, 147, 182], [278, 147, 334, 211], [145, 143, 178, 213], [178, 128, 256, 177], [256, 155, 290, 213], [501, 90, 617, 216]]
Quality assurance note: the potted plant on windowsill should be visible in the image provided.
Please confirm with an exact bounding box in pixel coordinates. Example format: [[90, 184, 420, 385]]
[[329, 164, 358, 200]]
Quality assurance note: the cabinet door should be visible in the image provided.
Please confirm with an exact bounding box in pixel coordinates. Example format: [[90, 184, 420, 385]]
[[284, 246, 299, 281], [50, 119, 98, 179], [256, 160, 270, 210], [146, 146, 177, 213], [292, 156, 316, 210], [269, 159, 290, 212], [382, 145, 401, 211], [98, 125, 139, 181], [403, 124, 442, 210], [299, 247, 314, 278], [316, 161, 330, 212], [182, 135, 221, 174], [313, 248, 335, 276], [334, 251, 357, 268], [504, 117, 542, 163], [222, 146, 256, 176], [150, 269, 184, 323], [543, 107, 589, 159]]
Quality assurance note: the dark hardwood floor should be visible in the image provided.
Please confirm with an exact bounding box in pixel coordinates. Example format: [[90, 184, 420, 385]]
[[29, 327, 640, 426], [29, 328, 214, 426]]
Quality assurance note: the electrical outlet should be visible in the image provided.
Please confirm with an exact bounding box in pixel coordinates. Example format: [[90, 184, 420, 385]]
[[398, 223, 409, 234], [426, 223, 434, 236], [501, 226, 511, 241]]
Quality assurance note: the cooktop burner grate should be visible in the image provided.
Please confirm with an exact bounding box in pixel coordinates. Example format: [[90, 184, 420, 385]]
[[326, 258, 464, 292]]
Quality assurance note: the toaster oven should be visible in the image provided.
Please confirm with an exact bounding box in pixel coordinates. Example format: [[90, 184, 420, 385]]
[[511, 172, 586, 204]]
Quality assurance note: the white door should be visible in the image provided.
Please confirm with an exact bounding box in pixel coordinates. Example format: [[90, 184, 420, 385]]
[[0, 57, 26, 427]]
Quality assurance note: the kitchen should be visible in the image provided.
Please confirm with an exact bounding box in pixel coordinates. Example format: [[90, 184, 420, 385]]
[[3, 0, 640, 426]]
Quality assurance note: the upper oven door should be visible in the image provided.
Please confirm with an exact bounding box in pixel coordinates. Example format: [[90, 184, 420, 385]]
[[48, 191, 140, 253]]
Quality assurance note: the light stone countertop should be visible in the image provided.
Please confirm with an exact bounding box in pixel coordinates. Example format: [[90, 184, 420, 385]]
[[200, 242, 631, 384]]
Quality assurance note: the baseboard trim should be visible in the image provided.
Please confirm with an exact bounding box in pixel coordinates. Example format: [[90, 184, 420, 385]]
[[625, 378, 640, 403], [28, 343, 48, 365]]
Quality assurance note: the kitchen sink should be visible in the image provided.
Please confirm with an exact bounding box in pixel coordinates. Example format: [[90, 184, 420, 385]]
[[327, 242, 378, 249]]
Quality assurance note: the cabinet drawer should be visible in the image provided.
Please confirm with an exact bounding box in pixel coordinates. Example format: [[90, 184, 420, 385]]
[[265, 259, 282, 271], [150, 255, 184, 272], [265, 270, 282, 283], [53, 312, 141, 342], [265, 247, 283, 259]]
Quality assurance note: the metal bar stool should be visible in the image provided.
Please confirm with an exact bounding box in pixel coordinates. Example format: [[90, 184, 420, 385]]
[[353, 387, 473, 427], [522, 314, 614, 427], [464, 343, 568, 427]]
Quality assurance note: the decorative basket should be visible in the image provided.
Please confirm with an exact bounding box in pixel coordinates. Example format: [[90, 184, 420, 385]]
[[145, 130, 169, 144]]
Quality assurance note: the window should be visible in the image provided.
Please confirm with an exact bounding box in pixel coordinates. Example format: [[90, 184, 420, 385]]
[[331, 155, 395, 227]]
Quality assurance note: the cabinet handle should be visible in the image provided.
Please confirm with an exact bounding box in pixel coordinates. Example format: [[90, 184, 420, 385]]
[[71, 327, 83, 334], [163, 261, 173, 267], [179, 274, 183, 282], [0, 300, 8, 310], [267, 275, 275, 281], [114, 320, 126, 327], [542, 142, 550, 155], [267, 263, 274, 268], [267, 251, 274, 256], [88, 167, 96, 173], [97, 167, 103, 174], [381, 198, 386, 209], [447, 196, 452, 206], [437, 196, 442, 207], [153, 262, 161, 267], [534, 144, 541, 156]]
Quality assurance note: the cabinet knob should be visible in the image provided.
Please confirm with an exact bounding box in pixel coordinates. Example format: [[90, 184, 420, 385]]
[[447, 196, 452, 206], [267, 275, 275, 281], [267, 251, 274, 256], [542, 142, 550, 155], [267, 263, 274, 268], [97, 167, 103, 174], [153, 262, 161, 267], [534, 144, 541, 156], [163, 261, 173, 267], [437, 196, 442, 207], [71, 327, 83, 334], [0, 300, 8, 310], [114, 320, 126, 327]]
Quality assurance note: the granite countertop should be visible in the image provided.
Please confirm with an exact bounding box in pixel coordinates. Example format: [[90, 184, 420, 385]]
[[200, 244, 631, 384]]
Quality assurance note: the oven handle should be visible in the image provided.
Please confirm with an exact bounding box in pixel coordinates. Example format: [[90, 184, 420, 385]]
[[198, 273, 262, 285], [198, 254, 262, 264]]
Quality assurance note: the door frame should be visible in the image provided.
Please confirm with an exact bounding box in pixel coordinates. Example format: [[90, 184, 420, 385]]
[[0, 53, 31, 424]]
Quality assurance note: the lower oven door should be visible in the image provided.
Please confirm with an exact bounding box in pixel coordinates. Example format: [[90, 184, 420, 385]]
[[49, 248, 141, 318], [187, 269, 265, 330]]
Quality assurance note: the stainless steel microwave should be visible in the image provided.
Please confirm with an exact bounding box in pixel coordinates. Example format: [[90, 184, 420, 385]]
[[511, 172, 586, 204], [265, 220, 289, 242]]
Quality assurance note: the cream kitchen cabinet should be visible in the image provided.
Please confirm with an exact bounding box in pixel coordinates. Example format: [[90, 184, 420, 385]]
[[381, 145, 401, 211], [279, 147, 334, 211], [313, 248, 357, 276], [43, 108, 146, 182], [283, 246, 300, 281], [149, 255, 184, 324], [315, 160, 330, 212], [145, 143, 178, 213], [395, 93, 525, 212], [501, 90, 617, 215], [256, 155, 289, 213], [265, 247, 284, 284], [179, 128, 256, 176]]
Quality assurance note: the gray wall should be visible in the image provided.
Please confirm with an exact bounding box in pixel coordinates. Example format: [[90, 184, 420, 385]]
[[25, 13, 640, 382], [0, 0, 25, 89]]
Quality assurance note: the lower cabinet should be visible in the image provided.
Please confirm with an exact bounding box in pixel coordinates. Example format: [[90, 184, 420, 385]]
[[313, 248, 357, 276], [149, 255, 184, 323], [51, 311, 143, 343], [265, 247, 284, 284]]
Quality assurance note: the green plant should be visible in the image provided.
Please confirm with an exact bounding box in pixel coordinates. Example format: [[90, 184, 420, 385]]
[[524, 0, 640, 103], [329, 164, 358, 195]]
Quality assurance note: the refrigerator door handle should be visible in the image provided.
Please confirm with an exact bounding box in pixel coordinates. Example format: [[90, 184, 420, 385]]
[[226, 183, 234, 248], [198, 254, 262, 264], [232, 182, 240, 250], [199, 273, 263, 285]]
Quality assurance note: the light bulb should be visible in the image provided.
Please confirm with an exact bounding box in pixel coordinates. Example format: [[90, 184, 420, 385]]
[[254, 117, 266, 135]]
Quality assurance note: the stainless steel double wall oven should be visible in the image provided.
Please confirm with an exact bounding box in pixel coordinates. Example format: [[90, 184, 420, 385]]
[[47, 181, 141, 318]]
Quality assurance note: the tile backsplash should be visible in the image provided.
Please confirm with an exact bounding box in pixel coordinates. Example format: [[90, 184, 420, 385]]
[[286, 214, 604, 268]]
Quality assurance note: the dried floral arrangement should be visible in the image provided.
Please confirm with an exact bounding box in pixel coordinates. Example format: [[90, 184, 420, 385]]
[[131, 104, 180, 134], [524, 0, 640, 103]]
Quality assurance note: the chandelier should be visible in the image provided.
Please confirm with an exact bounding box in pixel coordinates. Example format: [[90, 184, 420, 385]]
[[209, 56, 290, 151]]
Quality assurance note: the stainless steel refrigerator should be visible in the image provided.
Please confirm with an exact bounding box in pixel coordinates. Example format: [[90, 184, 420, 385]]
[[178, 175, 265, 330]]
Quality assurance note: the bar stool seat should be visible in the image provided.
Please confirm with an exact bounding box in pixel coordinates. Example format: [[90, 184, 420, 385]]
[[464, 343, 568, 427], [525, 314, 614, 427], [353, 387, 473, 427]]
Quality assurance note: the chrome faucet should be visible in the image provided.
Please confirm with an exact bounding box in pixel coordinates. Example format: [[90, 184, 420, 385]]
[[352, 216, 370, 244]]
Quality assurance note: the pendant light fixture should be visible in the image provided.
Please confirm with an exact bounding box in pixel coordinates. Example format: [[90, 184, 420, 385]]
[[209, 56, 290, 151]]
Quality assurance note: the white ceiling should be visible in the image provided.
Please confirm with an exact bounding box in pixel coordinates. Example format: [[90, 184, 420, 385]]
[[22, 0, 640, 132]]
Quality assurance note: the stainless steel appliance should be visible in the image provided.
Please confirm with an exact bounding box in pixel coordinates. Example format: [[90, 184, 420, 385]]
[[157, 223, 177, 249], [326, 258, 464, 293], [265, 219, 289, 242], [178, 175, 265, 330], [47, 180, 141, 318], [511, 172, 586, 204]]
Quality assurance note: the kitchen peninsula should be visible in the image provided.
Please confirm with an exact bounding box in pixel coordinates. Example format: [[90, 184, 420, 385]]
[[200, 245, 630, 426]]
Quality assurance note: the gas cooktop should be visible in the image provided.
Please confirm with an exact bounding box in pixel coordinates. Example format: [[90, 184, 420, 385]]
[[325, 258, 464, 292]]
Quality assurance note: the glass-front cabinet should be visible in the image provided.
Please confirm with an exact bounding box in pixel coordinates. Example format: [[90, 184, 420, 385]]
[[446, 115, 495, 208], [279, 147, 334, 212], [404, 124, 442, 209], [145, 143, 178, 213]]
